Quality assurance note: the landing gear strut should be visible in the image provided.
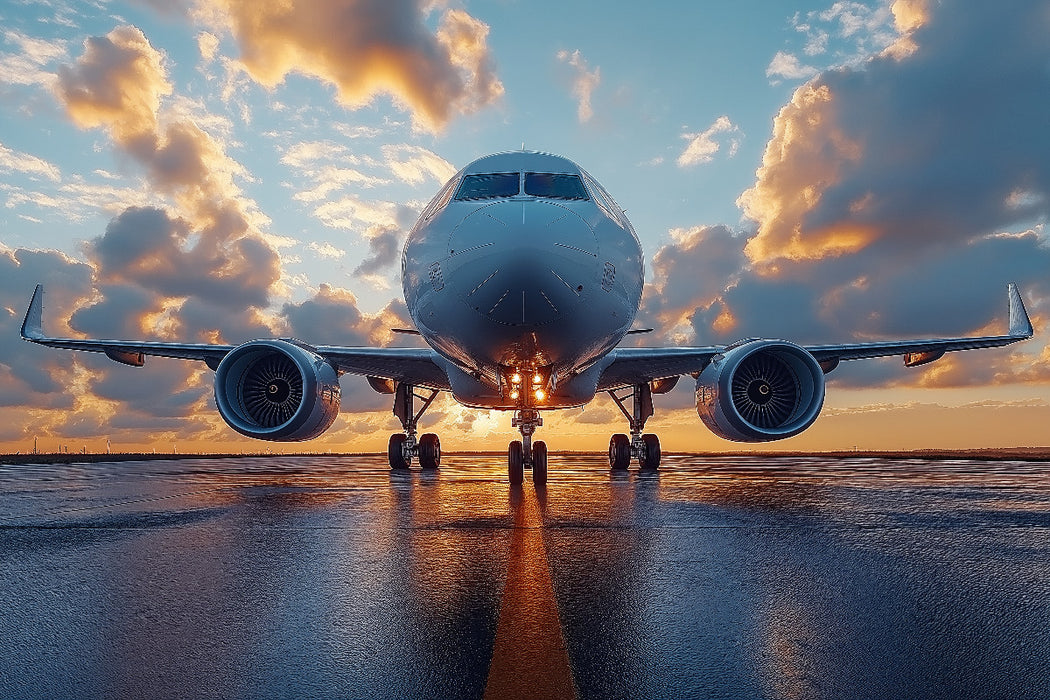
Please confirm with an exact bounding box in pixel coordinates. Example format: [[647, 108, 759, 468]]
[[388, 383, 441, 470], [607, 383, 661, 471], [509, 408, 547, 486]]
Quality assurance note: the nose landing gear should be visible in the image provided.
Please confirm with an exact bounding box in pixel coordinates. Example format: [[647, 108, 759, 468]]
[[509, 408, 547, 486], [388, 383, 441, 470], [607, 383, 661, 471]]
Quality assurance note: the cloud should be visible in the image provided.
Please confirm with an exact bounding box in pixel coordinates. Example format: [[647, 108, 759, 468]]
[[280, 283, 409, 345], [0, 142, 61, 181], [0, 31, 67, 87], [557, 49, 600, 123], [308, 242, 346, 260], [677, 116, 741, 168], [55, 25, 282, 312], [57, 26, 172, 141], [352, 226, 402, 278], [196, 0, 503, 132], [766, 51, 818, 81], [642, 0, 1050, 393], [382, 144, 456, 186], [740, 0, 1050, 270]]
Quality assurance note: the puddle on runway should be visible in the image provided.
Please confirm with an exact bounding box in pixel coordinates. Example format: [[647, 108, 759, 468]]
[[2, 454, 1049, 699]]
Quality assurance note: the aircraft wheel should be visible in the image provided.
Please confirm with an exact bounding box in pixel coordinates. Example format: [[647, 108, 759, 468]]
[[388, 433, 411, 470], [533, 441, 548, 485], [419, 433, 441, 470], [508, 440, 524, 485], [609, 433, 630, 470], [640, 433, 661, 471]]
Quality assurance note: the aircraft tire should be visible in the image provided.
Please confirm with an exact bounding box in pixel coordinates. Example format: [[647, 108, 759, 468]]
[[640, 433, 661, 471], [609, 433, 630, 470], [419, 433, 441, 470], [389, 433, 411, 470], [508, 440, 524, 485], [533, 441, 548, 485]]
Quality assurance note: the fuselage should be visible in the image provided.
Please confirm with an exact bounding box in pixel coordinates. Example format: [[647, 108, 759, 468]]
[[402, 151, 643, 409]]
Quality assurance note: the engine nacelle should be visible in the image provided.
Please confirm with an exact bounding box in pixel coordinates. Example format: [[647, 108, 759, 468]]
[[214, 339, 341, 441], [696, 339, 825, 442]]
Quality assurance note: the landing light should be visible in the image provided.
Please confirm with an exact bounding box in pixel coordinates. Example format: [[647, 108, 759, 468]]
[[534, 389, 546, 402], [511, 372, 522, 385], [532, 372, 543, 385], [510, 389, 520, 400]]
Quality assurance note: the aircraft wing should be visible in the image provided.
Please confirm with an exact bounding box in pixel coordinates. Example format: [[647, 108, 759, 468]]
[[597, 283, 1034, 389], [20, 284, 451, 389]]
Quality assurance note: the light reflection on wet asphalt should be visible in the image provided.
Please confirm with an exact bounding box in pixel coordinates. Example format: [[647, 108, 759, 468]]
[[2, 454, 1050, 699]]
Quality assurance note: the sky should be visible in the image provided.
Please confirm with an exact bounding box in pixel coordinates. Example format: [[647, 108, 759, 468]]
[[0, 0, 1048, 454]]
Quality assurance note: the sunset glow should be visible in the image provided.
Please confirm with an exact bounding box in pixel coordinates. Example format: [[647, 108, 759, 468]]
[[0, 0, 1047, 454]]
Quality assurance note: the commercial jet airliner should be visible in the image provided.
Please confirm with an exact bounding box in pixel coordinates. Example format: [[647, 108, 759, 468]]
[[21, 151, 1034, 484]]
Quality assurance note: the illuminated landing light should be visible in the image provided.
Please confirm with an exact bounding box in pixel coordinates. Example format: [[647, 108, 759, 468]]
[[511, 372, 522, 385], [511, 389, 520, 400], [532, 372, 543, 385], [534, 389, 546, 402]]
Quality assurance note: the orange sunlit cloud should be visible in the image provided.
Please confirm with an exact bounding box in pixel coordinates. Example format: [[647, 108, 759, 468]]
[[196, 0, 503, 132]]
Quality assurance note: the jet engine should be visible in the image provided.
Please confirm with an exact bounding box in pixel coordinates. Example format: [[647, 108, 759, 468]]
[[696, 340, 825, 442], [214, 339, 341, 441]]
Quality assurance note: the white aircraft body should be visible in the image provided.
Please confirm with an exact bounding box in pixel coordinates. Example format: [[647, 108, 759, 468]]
[[21, 151, 1034, 484]]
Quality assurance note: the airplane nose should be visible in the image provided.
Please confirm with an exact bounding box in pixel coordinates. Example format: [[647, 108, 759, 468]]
[[447, 200, 598, 326]]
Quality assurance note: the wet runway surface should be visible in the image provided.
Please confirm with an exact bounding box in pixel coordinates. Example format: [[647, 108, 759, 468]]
[[2, 454, 1050, 699]]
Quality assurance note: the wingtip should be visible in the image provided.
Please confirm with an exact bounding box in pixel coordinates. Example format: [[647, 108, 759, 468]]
[[20, 284, 44, 340], [1007, 283, 1034, 338]]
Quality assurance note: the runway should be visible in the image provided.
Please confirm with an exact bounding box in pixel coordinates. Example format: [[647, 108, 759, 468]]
[[2, 453, 1049, 699]]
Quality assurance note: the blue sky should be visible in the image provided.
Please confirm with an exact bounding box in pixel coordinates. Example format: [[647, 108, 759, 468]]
[[0, 0, 1048, 452], [0, 0, 895, 311]]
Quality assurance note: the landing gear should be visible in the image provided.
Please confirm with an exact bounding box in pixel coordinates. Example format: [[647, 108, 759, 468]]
[[388, 383, 441, 470], [607, 383, 662, 471], [508, 408, 547, 485]]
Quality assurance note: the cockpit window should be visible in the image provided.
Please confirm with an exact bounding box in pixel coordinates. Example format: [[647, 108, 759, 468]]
[[454, 173, 520, 200], [524, 173, 589, 200]]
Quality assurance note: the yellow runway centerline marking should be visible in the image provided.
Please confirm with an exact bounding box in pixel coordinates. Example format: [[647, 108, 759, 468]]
[[484, 486, 577, 700]]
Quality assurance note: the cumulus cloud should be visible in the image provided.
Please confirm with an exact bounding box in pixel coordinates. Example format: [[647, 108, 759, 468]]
[[557, 49, 600, 123], [740, 0, 1050, 269], [643, 0, 1050, 393], [195, 0, 503, 132], [57, 26, 172, 142], [677, 116, 741, 168], [55, 26, 281, 314], [0, 24, 296, 447]]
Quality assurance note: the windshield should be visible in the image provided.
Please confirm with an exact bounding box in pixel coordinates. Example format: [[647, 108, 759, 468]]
[[454, 173, 520, 200], [524, 173, 589, 200]]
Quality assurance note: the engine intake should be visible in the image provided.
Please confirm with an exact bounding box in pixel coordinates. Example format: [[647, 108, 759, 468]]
[[696, 340, 825, 442], [214, 339, 340, 441]]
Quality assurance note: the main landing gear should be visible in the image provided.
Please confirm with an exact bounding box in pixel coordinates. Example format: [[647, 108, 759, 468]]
[[508, 408, 547, 486], [388, 383, 441, 470], [607, 383, 661, 471]]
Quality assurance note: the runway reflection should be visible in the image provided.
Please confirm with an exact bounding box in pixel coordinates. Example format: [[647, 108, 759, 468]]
[[1, 454, 1049, 699]]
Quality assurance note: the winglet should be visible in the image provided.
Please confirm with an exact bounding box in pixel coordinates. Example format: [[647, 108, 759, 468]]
[[20, 284, 44, 340], [1008, 283, 1034, 338]]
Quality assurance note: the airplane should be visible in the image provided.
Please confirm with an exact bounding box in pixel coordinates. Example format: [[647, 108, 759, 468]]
[[21, 150, 1034, 485]]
